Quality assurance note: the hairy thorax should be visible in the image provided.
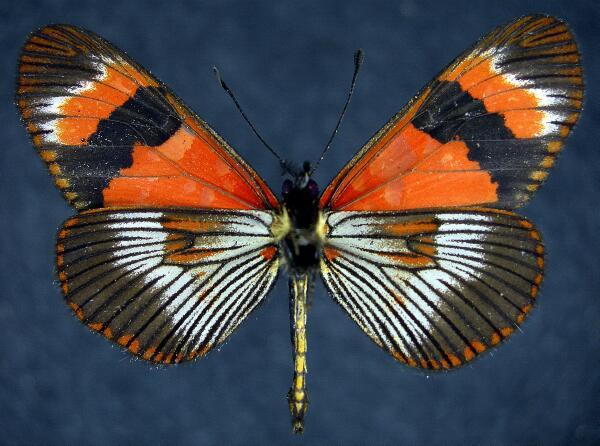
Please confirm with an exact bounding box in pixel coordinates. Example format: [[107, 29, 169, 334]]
[[274, 177, 327, 273]]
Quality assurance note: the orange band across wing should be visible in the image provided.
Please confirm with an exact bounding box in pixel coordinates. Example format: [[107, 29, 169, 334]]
[[323, 123, 498, 211], [321, 15, 583, 212], [17, 25, 278, 211]]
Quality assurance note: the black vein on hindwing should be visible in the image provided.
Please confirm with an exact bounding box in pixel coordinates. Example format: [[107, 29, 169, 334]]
[[324, 255, 428, 360], [331, 250, 456, 363], [149, 253, 272, 360]]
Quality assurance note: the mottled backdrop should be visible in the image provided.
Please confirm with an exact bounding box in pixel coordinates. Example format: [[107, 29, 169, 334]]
[[1, 0, 598, 444]]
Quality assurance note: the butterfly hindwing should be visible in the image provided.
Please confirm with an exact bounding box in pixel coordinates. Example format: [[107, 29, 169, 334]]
[[320, 208, 543, 369], [17, 24, 278, 211], [320, 15, 582, 212], [57, 208, 280, 364]]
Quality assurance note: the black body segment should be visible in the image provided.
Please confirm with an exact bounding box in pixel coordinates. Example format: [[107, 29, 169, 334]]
[[282, 177, 322, 272]]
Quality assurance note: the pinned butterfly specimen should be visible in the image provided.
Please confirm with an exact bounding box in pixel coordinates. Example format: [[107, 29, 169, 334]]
[[16, 15, 582, 434]]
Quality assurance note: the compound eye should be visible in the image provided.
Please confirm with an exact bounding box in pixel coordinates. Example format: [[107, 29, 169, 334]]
[[306, 179, 319, 198], [282, 179, 293, 196]]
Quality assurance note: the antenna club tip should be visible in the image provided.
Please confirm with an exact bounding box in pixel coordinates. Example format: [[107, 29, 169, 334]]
[[354, 49, 364, 65], [212, 66, 226, 88]]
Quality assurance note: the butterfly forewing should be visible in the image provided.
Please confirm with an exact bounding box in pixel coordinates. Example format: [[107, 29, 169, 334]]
[[320, 15, 582, 212], [57, 209, 280, 363], [320, 209, 543, 369], [17, 24, 278, 211]]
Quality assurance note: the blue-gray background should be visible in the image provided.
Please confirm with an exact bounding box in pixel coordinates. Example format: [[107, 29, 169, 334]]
[[1, 0, 599, 444]]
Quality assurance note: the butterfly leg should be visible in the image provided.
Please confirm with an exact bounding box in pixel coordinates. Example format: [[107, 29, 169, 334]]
[[287, 272, 312, 434]]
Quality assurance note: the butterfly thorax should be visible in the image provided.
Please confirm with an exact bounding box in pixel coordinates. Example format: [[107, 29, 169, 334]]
[[279, 173, 323, 273]]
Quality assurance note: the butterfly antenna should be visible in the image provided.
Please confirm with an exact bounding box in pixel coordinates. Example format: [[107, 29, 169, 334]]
[[213, 66, 292, 175], [310, 49, 364, 175]]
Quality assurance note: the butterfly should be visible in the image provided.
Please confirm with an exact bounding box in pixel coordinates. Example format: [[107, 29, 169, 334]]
[[16, 15, 582, 434]]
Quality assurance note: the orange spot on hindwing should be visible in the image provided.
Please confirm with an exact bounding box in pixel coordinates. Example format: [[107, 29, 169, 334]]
[[261, 246, 277, 261]]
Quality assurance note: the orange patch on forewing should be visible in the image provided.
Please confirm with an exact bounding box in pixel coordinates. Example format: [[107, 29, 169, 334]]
[[547, 141, 562, 153], [541, 156, 555, 169], [163, 93, 278, 210], [320, 91, 433, 208], [119, 145, 182, 177], [55, 117, 101, 146], [453, 58, 544, 138], [332, 127, 498, 211], [416, 140, 484, 172], [502, 110, 545, 138], [471, 341, 486, 353], [343, 170, 498, 211], [261, 246, 277, 261], [530, 285, 539, 298], [54, 66, 139, 145], [60, 96, 116, 122], [160, 126, 268, 208], [348, 125, 440, 193], [328, 124, 440, 209], [40, 150, 57, 162], [500, 327, 514, 338], [102, 125, 273, 210], [103, 176, 251, 209]]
